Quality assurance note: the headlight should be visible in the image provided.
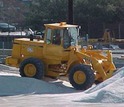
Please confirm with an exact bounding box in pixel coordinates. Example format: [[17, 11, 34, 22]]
[[98, 60, 102, 64]]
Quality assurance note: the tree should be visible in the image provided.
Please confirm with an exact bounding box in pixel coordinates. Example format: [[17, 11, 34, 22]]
[[26, 0, 124, 31], [26, 0, 67, 30], [74, 0, 124, 23]]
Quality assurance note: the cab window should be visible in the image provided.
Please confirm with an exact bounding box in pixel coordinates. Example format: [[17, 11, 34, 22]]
[[52, 29, 61, 45], [46, 28, 52, 44], [63, 27, 78, 49]]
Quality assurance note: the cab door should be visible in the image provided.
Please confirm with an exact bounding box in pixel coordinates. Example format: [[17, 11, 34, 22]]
[[43, 28, 63, 61], [43, 44, 63, 60]]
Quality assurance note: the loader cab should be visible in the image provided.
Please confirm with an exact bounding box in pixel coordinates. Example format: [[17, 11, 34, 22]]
[[43, 22, 79, 61], [44, 22, 79, 49]]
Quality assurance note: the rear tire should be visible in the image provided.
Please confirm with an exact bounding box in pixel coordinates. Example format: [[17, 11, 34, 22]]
[[19, 57, 44, 79], [69, 64, 95, 90]]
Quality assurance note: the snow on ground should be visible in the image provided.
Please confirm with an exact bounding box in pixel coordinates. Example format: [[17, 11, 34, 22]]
[[0, 64, 124, 107], [76, 67, 124, 103], [0, 76, 76, 96]]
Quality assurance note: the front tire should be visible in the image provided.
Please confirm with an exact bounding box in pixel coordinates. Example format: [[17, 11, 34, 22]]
[[69, 64, 95, 90], [19, 57, 44, 79]]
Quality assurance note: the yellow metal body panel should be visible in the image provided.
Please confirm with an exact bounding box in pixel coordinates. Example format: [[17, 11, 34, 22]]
[[6, 38, 44, 66], [16, 39, 44, 59], [43, 44, 63, 61], [6, 56, 18, 67]]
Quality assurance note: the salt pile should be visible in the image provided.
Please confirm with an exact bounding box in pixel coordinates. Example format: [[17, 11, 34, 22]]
[[0, 66, 124, 103], [76, 67, 124, 103], [0, 76, 75, 96]]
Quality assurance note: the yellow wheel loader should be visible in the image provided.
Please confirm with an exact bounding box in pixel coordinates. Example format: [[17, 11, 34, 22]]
[[6, 22, 116, 90]]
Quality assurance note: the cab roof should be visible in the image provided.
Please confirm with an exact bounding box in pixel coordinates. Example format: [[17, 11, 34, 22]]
[[44, 22, 78, 29]]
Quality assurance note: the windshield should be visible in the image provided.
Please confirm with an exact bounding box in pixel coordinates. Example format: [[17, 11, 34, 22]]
[[63, 27, 78, 48], [46, 28, 52, 44], [68, 27, 78, 46]]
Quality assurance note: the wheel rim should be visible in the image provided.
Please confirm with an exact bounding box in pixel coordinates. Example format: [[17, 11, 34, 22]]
[[24, 64, 36, 77], [73, 71, 86, 84]]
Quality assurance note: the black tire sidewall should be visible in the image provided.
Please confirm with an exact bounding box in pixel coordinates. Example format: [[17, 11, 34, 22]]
[[69, 64, 95, 90], [19, 57, 44, 79]]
